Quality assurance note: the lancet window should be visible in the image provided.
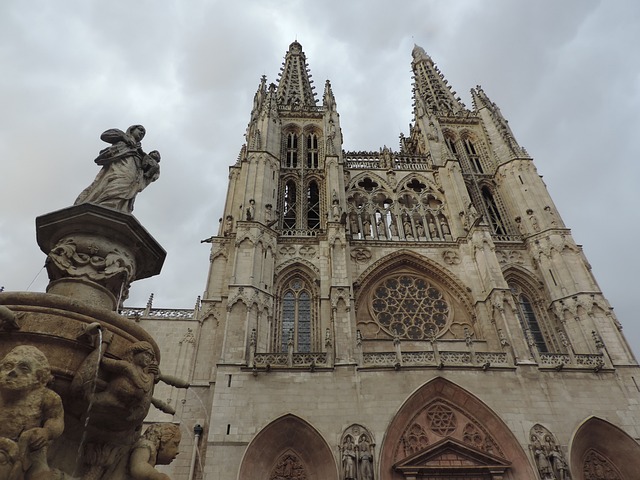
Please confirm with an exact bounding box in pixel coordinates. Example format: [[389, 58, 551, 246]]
[[306, 132, 319, 168], [279, 128, 324, 235], [463, 138, 484, 173], [481, 187, 506, 235], [285, 132, 298, 168], [283, 180, 297, 230], [275, 273, 318, 352], [306, 180, 320, 229], [508, 281, 551, 353]]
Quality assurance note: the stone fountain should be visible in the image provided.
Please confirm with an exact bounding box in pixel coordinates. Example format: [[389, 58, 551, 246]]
[[0, 126, 187, 480]]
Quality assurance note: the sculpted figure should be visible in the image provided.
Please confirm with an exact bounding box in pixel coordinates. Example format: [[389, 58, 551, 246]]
[[389, 219, 398, 237], [341, 437, 356, 480], [72, 337, 158, 426], [0, 437, 20, 480], [0, 346, 64, 480], [358, 435, 374, 480], [75, 125, 160, 213], [129, 423, 181, 480]]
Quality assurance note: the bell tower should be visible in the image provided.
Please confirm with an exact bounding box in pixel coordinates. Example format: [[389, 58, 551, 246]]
[[166, 41, 640, 480]]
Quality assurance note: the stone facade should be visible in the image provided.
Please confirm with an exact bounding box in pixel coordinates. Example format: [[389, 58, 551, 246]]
[[132, 42, 640, 479]]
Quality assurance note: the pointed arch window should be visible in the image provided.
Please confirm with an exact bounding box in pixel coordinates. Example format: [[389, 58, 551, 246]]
[[283, 181, 297, 230], [286, 132, 298, 168], [307, 181, 320, 230], [445, 137, 459, 159], [307, 133, 319, 168], [481, 187, 506, 235], [278, 276, 314, 352], [463, 138, 484, 173], [509, 283, 549, 353]]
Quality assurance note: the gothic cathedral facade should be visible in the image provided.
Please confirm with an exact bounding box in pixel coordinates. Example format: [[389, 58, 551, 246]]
[[138, 42, 640, 480]]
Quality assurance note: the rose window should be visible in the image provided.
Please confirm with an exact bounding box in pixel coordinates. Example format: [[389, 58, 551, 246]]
[[370, 274, 450, 339]]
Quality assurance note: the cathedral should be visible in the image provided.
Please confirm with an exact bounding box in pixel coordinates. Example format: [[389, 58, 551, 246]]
[[132, 41, 640, 480]]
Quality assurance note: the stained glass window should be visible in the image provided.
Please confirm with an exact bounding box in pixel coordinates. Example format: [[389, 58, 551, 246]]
[[510, 283, 549, 353], [279, 277, 314, 352]]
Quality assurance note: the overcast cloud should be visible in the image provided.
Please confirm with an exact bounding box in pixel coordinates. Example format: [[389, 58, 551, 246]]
[[1, 0, 638, 355]]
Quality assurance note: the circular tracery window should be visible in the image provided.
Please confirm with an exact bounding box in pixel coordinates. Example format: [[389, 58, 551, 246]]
[[369, 274, 450, 339]]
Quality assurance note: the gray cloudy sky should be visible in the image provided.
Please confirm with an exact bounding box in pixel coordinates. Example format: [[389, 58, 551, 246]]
[[1, 1, 639, 355]]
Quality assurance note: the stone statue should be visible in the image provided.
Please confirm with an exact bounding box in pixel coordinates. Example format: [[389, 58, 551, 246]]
[[71, 337, 159, 426], [358, 435, 374, 480], [389, 219, 398, 237], [403, 219, 413, 239], [0, 346, 64, 480], [75, 125, 160, 213], [246, 199, 255, 221], [265, 204, 273, 223], [549, 445, 570, 480], [129, 423, 181, 480], [362, 218, 371, 238], [332, 192, 342, 221], [0, 437, 20, 480], [440, 217, 450, 236], [416, 221, 425, 238], [223, 215, 234, 236], [342, 437, 356, 480]]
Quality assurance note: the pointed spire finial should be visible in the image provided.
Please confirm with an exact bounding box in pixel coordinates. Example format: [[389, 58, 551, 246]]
[[277, 41, 317, 109]]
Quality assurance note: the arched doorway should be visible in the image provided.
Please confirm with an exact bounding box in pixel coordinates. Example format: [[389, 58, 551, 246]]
[[379, 377, 536, 479], [238, 414, 338, 480], [570, 416, 640, 480]]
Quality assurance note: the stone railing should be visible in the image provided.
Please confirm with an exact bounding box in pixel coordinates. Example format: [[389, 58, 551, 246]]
[[344, 151, 432, 171], [120, 308, 195, 319], [538, 352, 605, 370], [538, 353, 571, 367], [492, 235, 523, 243], [253, 352, 328, 368], [280, 228, 320, 237], [360, 350, 510, 368]]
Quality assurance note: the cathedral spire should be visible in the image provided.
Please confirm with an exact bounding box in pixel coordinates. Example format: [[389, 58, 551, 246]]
[[471, 85, 527, 158], [411, 45, 465, 116], [277, 41, 317, 109]]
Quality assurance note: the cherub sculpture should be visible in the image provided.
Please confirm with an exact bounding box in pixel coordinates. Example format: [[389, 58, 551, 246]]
[[129, 423, 181, 480], [0, 345, 64, 480], [74, 125, 160, 213]]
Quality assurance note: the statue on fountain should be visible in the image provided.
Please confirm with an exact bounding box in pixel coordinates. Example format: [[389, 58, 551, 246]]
[[71, 336, 159, 428], [129, 423, 181, 480], [74, 125, 161, 214], [0, 345, 64, 480]]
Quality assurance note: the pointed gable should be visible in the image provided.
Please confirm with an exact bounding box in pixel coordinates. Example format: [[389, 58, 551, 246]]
[[394, 437, 510, 477]]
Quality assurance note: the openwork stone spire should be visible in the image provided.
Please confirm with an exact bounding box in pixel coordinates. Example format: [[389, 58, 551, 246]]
[[471, 85, 527, 157], [277, 41, 317, 109], [412, 45, 465, 116]]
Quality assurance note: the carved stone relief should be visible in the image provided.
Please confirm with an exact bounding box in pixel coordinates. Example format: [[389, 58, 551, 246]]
[[394, 399, 505, 464], [529, 424, 571, 480], [340, 425, 375, 480], [583, 449, 621, 480], [350, 247, 372, 264], [442, 250, 460, 265], [496, 250, 524, 265], [270, 451, 308, 480]]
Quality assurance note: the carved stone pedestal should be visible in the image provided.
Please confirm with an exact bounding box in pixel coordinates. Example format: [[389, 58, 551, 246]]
[[36, 203, 166, 310]]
